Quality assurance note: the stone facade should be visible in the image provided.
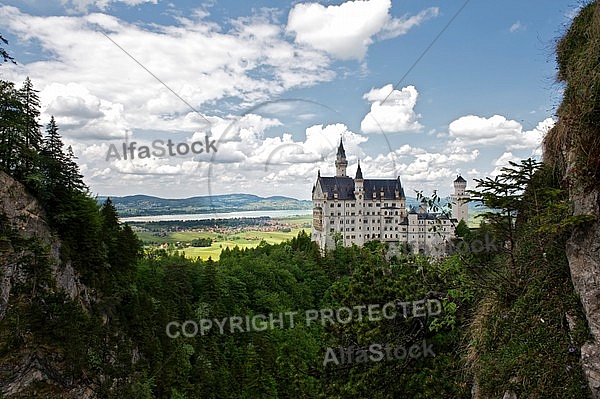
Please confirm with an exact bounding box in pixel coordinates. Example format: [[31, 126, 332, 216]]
[[311, 139, 468, 253]]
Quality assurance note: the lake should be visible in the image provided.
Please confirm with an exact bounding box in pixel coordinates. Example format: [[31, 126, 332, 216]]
[[120, 209, 313, 222]]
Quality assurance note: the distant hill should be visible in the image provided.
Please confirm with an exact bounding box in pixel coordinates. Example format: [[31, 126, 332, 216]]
[[97, 194, 486, 218], [96, 194, 312, 217]]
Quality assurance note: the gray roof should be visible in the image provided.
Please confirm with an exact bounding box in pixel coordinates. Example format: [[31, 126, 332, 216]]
[[337, 139, 346, 158], [454, 175, 466, 183], [315, 176, 405, 200]]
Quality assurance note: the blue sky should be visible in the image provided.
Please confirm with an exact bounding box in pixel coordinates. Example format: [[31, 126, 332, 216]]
[[0, 0, 587, 199]]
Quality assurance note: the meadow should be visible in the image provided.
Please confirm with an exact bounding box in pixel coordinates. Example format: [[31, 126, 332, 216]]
[[134, 210, 485, 261], [135, 215, 311, 260]]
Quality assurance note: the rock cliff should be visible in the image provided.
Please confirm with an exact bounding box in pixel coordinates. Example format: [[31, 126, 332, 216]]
[[0, 170, 95, 398], [544, 1, 600, 396]]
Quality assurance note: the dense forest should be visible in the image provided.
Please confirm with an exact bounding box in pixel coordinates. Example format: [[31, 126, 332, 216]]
[[0, 3, 599, 397]]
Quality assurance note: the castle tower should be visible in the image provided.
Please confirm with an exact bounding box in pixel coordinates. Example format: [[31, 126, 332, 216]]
[[335, 138, 348, 177], [451, 175, 469, 224], [354, 161, 364, 245]]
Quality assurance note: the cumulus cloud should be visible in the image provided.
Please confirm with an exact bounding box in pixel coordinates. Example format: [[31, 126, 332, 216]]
[[448, 114, 554, 154], [286, 0, 438, 60], [0, 5, 334, 140], [360, 84, 423, 133], [490, 152, 521, 177]]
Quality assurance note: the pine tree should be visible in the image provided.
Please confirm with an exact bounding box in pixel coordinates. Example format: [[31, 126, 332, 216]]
[[17, 78, 42, 175], [64, 145, 85, 192], [0, 80, 23, 172], [42, 116, 65, 162], [0, 34, 15, 64], [39, 116, 68, 208]]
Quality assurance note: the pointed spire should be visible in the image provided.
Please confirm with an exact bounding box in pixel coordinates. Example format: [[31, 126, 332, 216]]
[[355, 160, 363, 180], [335, 136, 348, 177], [336, 137, 346, 159]]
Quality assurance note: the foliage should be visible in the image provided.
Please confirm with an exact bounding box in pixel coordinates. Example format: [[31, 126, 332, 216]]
[[0, 34, 15, 65], [465, 160, 592, 398], [190, 237, 212, 247], [545, 1, 600, 188]]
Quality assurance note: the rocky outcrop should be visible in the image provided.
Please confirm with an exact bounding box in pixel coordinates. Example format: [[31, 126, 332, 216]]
[[565, 188, 600, 396], [0, 170, 95, 397], [0, 170, 92, 316], [543, 2, 600, 396]]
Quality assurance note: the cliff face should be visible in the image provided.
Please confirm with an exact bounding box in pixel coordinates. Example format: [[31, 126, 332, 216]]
[[544, 2, 600, 396], [565, 189, 600, 395], [0, 170, 95, 398]]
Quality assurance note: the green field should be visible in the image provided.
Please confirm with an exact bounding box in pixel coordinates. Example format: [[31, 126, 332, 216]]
[[136, 216, 311, 260], [135, 211, 484, 261]]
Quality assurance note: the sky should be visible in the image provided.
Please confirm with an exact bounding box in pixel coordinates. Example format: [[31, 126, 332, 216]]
[[0, 0, 589, 200]]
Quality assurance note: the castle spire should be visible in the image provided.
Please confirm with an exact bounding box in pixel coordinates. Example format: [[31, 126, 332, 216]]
[[337, 137, 346, 158], [355, 160, 363, 180], [335, 137, 348, 177]]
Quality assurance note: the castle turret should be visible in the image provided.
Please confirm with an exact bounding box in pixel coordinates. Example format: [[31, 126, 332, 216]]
[[335, 138, 348, 177], [451, 175, 468, 224]]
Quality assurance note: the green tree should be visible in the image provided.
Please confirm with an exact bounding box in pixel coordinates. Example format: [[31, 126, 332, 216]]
[[0, 80, 22, 172], [0, 34, 15, 64], [16, 77, 42, 179]]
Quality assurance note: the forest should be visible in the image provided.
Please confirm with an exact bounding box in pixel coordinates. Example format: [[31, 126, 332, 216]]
[[1, 3, 599, 396]]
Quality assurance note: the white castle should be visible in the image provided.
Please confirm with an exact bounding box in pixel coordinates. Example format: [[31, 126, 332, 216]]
[[311, 139, 469, 253]]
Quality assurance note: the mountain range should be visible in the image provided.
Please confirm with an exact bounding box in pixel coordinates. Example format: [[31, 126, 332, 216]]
[[97, 194, 483, 218]]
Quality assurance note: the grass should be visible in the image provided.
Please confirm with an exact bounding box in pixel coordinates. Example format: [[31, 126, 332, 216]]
[[136, 212, 484, 260], [136, 216, 311, 260]]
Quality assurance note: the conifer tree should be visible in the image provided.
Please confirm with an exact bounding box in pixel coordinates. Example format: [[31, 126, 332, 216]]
[[0, 80, 22, 172], [0, 34, 15, 64], [17, 77, 42, 175], [64, 145, 85, 192]]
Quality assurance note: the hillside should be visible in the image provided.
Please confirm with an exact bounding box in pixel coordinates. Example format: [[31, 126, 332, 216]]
[[96, 193, 312, 217], [96, 194, 483, 218]]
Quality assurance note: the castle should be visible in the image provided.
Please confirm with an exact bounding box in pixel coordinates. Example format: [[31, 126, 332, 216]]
[[311, 139, 469, 253]]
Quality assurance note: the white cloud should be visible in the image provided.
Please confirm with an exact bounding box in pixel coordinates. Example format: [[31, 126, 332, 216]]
[[360, 84, 423, 133], [448, 114, 554, 156], [61, 0, 158, 12], [449, 114, 521, 143], [378, 7, 439, 40], [286, 0, 437, 60], [490, 152, 521, 177], [0, 5, 334, 140], [509, 21, 524, 33]]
